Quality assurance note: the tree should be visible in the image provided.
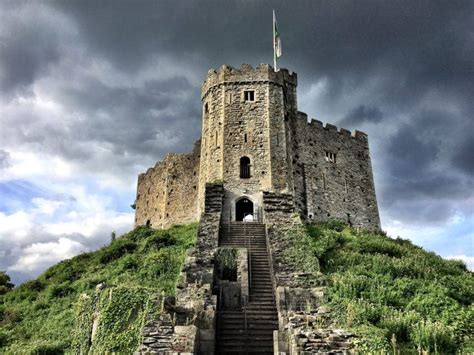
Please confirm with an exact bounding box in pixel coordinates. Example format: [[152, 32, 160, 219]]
[[0, 271, 14, 294], [111, 231, 116, 243]]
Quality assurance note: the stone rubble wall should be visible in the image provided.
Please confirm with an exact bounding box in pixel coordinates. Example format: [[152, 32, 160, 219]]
[[137, 183, 224, 354], [135, 140, 201, 229], [289, 112, 381, 230], [263, 192, 356, 354], [138, 308, 198, 354]]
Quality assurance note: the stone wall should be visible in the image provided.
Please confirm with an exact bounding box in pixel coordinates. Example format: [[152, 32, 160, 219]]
[[135, 63, 381, 232], [199, 64, 298, 221], [135, 140, 201, 229], [263, 192, 356, 354], [289, 112, 381, 230], [137, 184, 224, 354]]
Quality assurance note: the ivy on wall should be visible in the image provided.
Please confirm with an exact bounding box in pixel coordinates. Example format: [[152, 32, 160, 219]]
[[72, 287, 154, 354]]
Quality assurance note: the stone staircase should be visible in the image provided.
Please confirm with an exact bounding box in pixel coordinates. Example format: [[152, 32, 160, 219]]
[[216, 222, 277, 354]]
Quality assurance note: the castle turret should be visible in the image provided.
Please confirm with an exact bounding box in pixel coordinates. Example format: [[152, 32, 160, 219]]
[[135, 64, 380, 230], [198, 64, 298, 221]]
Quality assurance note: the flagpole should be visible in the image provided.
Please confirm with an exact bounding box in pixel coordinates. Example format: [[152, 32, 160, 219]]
[[273, 10, 277, 72]]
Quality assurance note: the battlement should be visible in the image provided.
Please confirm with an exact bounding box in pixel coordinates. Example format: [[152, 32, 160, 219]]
[[201, 63, 297, 99], [136, 64, 380, 231], [296, 112, 368, 142]]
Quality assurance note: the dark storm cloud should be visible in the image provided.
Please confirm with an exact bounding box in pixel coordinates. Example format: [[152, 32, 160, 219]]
[[341, 105, 383, 126], [452, 138, 474, 176], [1, 0, 473, 228], [0, 2, 66, 99]]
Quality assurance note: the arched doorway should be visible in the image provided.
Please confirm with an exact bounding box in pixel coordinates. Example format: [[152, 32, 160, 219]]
[[235, 198, 254, 221]]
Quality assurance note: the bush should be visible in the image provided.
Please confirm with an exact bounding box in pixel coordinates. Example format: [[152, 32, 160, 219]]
[[28, 341, 65, 355], [126, 225, 156, 242], [214, 248, 238, 281], [142, 231, 176, 251], [24, 279, 45, 292], [1, 307, 22, 324], [0, 271, 14, 294], [379, 310, 420, 342], [0, 330, 8, 347], [49, 283, 74, 298], [410, 320, 457, 353], [43, 259, 85, 283], [99, 239, 137, 264]]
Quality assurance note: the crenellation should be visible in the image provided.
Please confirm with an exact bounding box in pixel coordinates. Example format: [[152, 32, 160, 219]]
[[201, 64, 297, 100], [135, 64, 380, 230], [324, 123, 338, 132], [339, 127, 351, 136]]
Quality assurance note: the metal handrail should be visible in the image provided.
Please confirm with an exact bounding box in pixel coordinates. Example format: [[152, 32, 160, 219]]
[[215, 284, 223, 353], [244, 305, 248, 354]]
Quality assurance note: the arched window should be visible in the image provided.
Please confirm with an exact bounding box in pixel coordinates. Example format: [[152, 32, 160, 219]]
[[240, 156, 251, 178]]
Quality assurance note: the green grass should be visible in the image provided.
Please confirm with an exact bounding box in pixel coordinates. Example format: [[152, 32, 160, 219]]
[[306, 221, 474, 354], [2, 220, 472, 353], [0, 223, 197, 354]]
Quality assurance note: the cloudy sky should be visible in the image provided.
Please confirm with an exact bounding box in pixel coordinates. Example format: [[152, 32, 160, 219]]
[[1, 0, 473, 284]]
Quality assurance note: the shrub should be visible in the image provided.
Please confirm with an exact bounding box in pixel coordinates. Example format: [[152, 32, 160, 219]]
[[379, 310, 420, 342], [43, 259, 85, 283], [410, 319, 457, 353], [24, 279, 45, 292], [0, 330, 8, 347], [126, 225, 156, 242], [99, 239, 137, 264], [355, 236, 405, 258], [142, 231, 176, 251], [214, 248, 238, 281], [28, 341, 65, 355], [0, 271, 14, 293], [118, 255, 140, 271], [1, 307, 22, 324], [49, 283, 74, 298]]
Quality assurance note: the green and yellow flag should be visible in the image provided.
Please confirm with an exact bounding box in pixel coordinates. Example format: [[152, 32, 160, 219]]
[[273, 10, 282, 71]]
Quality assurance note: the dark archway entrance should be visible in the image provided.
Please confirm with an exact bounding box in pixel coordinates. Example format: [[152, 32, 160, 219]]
[[235, 198, 254, 221]]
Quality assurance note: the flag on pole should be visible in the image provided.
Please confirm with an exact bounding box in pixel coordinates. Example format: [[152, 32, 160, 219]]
[[273, 10, 282, 72]]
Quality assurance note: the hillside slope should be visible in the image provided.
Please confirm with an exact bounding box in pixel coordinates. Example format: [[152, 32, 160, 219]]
[[1, 222, 472, 354], [306, 222, 473, 353], [0, 224, 197, 354]]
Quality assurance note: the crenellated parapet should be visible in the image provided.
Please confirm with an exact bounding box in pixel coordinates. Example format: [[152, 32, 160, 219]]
[[135, 63, 380, 231], [201, 63, 297, 99], [296, 111, 368, 142], [135, 140, 201, 228]]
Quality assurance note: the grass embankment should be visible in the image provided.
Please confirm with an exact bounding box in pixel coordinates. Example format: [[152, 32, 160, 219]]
[[0, 223, 197, 354], [306, 222, 473, 354]]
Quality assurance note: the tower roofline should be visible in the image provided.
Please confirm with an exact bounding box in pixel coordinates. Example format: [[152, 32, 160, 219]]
[[201, 63, 297, 100]]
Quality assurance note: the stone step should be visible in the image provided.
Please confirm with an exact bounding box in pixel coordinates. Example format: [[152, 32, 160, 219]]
[[217, 222, 277, 354]]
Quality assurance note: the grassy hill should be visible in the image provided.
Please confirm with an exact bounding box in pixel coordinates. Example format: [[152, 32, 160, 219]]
[[0, 224, 197, 354], [306, 221, 473, 354], [1, 221, 472, 354]]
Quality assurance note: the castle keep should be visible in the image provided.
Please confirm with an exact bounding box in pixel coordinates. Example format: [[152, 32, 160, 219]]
[[135, 64, 381, 353], [135, 64, 380, 230]]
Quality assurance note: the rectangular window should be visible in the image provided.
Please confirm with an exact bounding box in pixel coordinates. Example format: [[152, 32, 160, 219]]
[[244, 90, 255, 102], [325, 151, 336, 163]]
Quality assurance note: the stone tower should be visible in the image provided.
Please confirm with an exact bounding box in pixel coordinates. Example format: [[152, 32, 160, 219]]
[[134, 64, 381, 230], [198, 64, 297, 221]]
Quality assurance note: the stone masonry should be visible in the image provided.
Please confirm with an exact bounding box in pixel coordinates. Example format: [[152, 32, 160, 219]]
[[135, 63, 380, 230]]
